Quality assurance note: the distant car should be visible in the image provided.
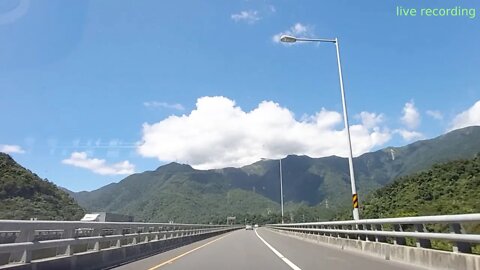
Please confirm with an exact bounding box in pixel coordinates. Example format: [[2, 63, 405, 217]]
[[245, 224, 253, 230], [254, 224, 259, 228]]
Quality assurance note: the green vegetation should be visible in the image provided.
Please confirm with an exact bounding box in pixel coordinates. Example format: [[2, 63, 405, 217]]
[[72, 126, 480, 224], [74, 163, 281, 224], [0, 153, 85, 220], [333, 155, 480, 253], [361, 156, 480, 219]]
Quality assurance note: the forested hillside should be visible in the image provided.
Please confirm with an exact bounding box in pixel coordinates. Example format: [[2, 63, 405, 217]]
[[0, 153, 85, 220], [361, 156, 480, 219]]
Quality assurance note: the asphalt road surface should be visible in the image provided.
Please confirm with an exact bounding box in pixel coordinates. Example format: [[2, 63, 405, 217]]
[[111, 228, 426, 270]]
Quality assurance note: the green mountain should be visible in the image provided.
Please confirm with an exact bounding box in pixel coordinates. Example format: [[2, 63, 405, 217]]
[[74, 162, 280, 223], [361, 155, 480, 219], [219, 126, 480, 210], [0, 153, 85, 220], [347, 155, 480, 253], [72, 126, 480, 223]]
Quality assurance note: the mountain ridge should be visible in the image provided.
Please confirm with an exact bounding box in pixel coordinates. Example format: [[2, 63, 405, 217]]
[[71, 126, 480, 223]]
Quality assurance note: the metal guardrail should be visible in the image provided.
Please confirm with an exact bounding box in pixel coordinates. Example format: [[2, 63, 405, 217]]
[[0, 220, 237, 267], [266, 213, 480, 254]]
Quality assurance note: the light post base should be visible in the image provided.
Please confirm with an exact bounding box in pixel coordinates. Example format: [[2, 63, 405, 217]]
[[353, 208, 360, 221]]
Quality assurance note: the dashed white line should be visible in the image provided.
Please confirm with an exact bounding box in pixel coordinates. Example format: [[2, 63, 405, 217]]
[[254, 229, 302, 270]]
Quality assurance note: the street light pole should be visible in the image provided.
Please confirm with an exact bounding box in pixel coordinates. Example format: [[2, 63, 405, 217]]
[[334, 38, 360, 221], [280, 35, 360, 220], [279, 158, 284, 223]]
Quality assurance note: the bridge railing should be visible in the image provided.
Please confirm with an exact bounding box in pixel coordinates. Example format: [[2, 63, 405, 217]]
[[0, 220, 237, 268], [266, 213, 480, 254]]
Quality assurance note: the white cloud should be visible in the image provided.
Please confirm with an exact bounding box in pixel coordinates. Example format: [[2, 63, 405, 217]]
[[144, 101, 185, 111], [394, 129, 424, 142], [269, 5, 276, 13], [426, 110, 443, 120], [62, 152, 135, 175], [272, 23, 314, 43], [0, 144, 25, 154], [400, 101, 420, 129], [357, 112, 385, 129], [137, 96, 391, 169], [449, 100, 480, 130], [231, 10, 260, 24]]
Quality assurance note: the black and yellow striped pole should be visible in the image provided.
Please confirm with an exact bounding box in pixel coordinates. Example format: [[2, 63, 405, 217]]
[[352, 193, 359, 209]]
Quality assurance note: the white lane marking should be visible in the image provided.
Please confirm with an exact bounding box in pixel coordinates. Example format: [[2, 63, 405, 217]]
[[254, 229, 302, 270]]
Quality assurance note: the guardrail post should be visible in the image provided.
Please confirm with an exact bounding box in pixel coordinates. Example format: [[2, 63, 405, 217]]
[[10, 227, 34, 264], [365, 224, 375, 241], [132, 235, 137, 245], [115, 228, 122, 247], [450, 223, 471, 253], [58, 229, 74, 256], [375, 224, 387, 243], [393, 224, 406, 245], [414, 224, 431, 248], [336, 225, 342, 239], [93, 241, 100, 251], [357, 224, 365, 241]]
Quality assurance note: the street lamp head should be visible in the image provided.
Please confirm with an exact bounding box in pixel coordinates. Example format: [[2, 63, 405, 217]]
[[279, 35, 297, 43]]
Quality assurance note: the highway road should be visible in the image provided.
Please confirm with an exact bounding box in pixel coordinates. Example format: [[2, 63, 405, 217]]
[[111, 228, 426, 270]]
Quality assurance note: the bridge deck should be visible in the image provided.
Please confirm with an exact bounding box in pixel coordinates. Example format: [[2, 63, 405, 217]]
[[113, 228, 425, 270]]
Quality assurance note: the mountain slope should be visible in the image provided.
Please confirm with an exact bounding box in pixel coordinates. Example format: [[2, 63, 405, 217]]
[[221, 126, 480, 208], [74, 163, 280, 223], [361, 155, 480, 219], [72, 126, 480, 222], [0, 153, 85, 220], [355, 155, 480, 253]]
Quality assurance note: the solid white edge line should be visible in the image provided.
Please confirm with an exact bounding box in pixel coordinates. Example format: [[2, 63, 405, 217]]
[[255, 229, 302, 270]]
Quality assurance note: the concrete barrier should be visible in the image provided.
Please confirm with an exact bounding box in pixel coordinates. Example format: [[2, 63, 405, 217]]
[[1, 229, 233, 270], [0, 220, 239, 270], [270, 228, 480, 270]]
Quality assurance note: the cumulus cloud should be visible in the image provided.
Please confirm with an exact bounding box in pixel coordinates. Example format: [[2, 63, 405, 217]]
[[357, 112, 385, 129], [62, 152, 135, 175], [400, 101, 420, 129], [0, 144, 25, 154], [272, 23, 314, 43], [426, 110, 443, 120], [449, 100, 480, 130], [394, 129, 424, 142], [231, 10, 260, 24], [144, 101, 185, 111], [137, 96, 391, 169]]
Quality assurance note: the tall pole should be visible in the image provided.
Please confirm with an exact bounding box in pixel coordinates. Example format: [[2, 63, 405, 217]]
[[279, 158, 284, 223], [334, 38, 359, 220], [279, 35, 360, 220]]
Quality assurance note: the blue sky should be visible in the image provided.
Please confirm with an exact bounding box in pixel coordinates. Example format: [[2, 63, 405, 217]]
[[1, 0, 479, 191]]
